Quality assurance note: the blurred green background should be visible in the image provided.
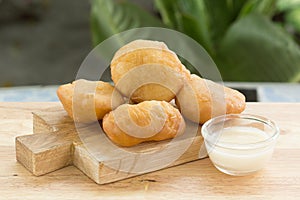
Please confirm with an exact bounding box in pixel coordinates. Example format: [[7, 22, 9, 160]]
[[91, 0, 300, 82], [1, 0, 300, 86]]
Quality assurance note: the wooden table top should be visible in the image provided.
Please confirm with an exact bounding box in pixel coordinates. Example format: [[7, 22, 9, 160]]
[[1, 102, 300, 199]]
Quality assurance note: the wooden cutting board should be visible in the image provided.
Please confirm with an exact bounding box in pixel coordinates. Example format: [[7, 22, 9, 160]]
[[15, 105, 207, 184]]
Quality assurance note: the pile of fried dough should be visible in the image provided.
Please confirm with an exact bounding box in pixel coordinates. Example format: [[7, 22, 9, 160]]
[[57, 40, 245, 147]]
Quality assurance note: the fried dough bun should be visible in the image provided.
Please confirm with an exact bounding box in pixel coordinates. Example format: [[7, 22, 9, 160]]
[[57, 79, 124, 123], [103, 100, 185, 147], [110, 40, 189, 103], [176, 74, 246, 124]]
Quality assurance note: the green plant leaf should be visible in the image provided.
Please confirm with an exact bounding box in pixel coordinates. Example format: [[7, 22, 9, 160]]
[[154, 0, 180, 29], [179, 14, 209, 51], [154, 0, 214, 54], [238, 0, 277, 18], [277, 0, 300, 12], [91, 0, 164, 46], [202, 0, 245, 47], [217, 13, 300, 82], [155, 0, 246, 56], [286, 7, 300, 33]]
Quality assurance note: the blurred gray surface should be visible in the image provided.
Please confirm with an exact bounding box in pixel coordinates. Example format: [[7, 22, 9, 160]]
[[225, 82, 300, 102], [0, 0, 91, 86], [0, 85, 58, 101], [0, 82, 299, 102]]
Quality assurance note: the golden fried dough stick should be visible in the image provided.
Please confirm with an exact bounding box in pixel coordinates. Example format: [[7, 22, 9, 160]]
[[103, 100, 185, 147], [57, 79, 124, 123], [176, 74, 246, 124], [111, 40, 189, 103]]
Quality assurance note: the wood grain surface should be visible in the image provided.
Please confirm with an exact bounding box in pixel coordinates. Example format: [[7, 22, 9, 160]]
[[1, 102, 300, 199], [16, 105, 206, 184]]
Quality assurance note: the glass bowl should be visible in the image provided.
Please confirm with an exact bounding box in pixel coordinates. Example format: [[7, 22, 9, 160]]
[[201, 114, 280, 176]]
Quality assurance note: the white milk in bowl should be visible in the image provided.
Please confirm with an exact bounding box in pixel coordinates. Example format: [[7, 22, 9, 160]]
[[202, 114, 279, 176]]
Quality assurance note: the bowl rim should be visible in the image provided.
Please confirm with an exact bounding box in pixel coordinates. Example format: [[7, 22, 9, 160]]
[[201, 114, 280, 150]]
